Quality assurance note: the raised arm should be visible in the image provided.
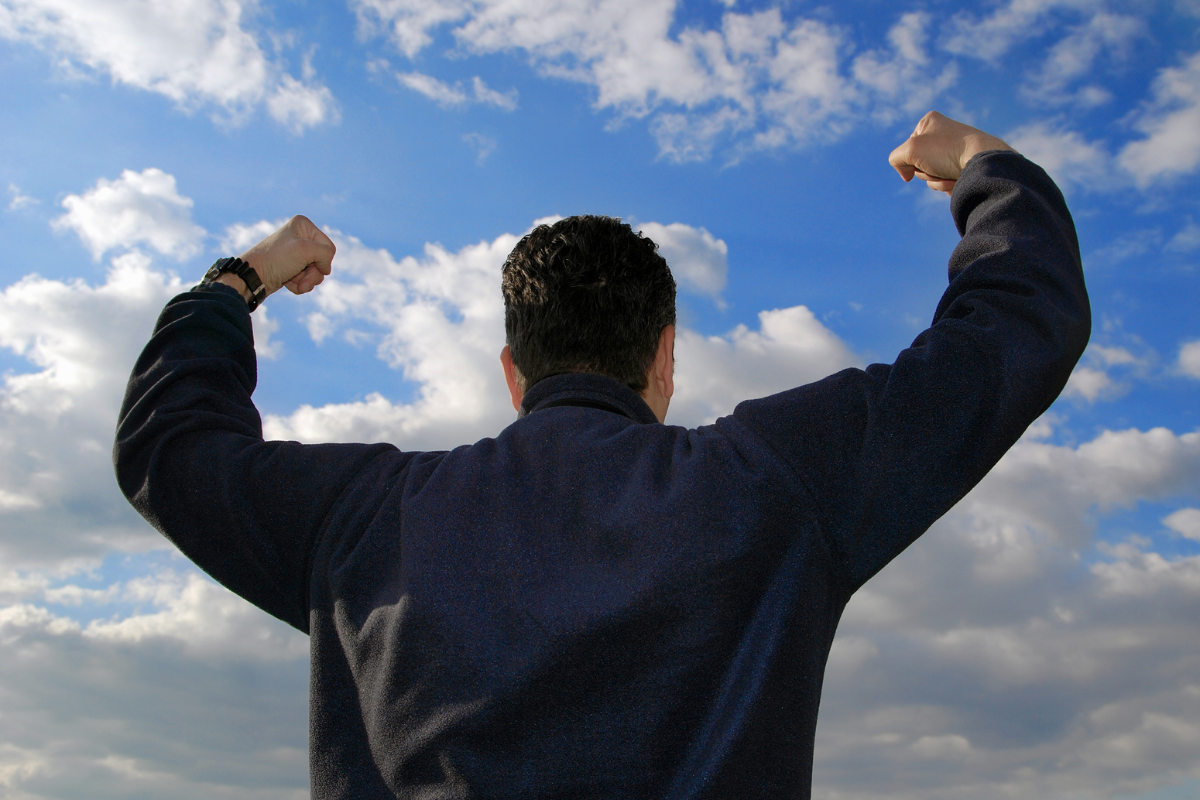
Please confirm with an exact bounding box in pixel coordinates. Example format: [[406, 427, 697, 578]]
[[730, 112, 1090, 594], [113, 218, 404, 632]]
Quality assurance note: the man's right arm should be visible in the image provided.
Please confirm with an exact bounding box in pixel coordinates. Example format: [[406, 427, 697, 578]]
[[728, 113, 1090, 595], [113, 218, 410, 632]]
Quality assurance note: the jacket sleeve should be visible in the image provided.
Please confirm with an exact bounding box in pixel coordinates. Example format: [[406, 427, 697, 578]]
[[113, 283, 402, 632], [729, 151, 1091, 594]]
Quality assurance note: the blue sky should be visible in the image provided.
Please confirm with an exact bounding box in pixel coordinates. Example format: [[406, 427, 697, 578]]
[[1, 0, 1199, 797]]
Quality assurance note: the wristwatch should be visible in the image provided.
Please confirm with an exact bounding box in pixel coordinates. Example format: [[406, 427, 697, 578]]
[[201, 257, 267, 312]]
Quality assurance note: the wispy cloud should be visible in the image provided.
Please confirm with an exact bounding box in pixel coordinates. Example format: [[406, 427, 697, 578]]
[[396, 71, 517, 110], [6, 183, 37, 211]]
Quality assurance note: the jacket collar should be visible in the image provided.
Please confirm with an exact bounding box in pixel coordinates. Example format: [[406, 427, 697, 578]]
[[519, 373, 659, 425]]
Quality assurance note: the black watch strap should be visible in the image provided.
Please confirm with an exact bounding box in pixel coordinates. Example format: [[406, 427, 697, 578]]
[[202, 257, 267, 312]]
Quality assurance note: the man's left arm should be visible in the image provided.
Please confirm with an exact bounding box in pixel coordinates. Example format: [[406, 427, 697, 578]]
[[728, 118, 1091, 594]]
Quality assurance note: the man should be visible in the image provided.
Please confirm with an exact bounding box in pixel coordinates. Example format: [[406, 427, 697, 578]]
[[114, 112, 1090, 799]]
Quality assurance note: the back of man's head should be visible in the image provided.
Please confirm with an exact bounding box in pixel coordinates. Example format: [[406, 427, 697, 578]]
[[502, 215, 677, 393]]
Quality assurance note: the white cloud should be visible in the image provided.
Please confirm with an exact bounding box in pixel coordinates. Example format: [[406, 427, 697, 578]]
[[396, 70, 468, 106], [266, 73, 339, 134], [672, 306, 861, 425], [0, 252, 184, 567], [5, 183, 36, 211], [261, 217, 856, 445], [395, 70, 517, 110], [354, 2, 955, 161], [0, 566, 309, 798], [53, 168, 206, 261], [83, 570, 307, 660], [1005, 121, 1115, 192], [1119, 51, 1200, 187], [0, 0, 336, 131], [1019, 12, 1145, 107], [265, 224, 517, 449], [941, 0, 1098, 62], [1178, 340, 1200, 378], [471, 75, 518, 110], [353, 0, 476, 59], [1166, 220, 1200, 252], [910, 734, 971, 759], [816, 421, 1200, 799], [1164, 507, 1200, 541], [1061, 345, 1147, 403], [1086, 228, 1163, 267], [462, 131, 497, 164], [850, 12, 958, 125], [7, 193, 1200, 798], [219, 218, 286, 255], [0, 170, 287, 570], [1063, 365, 1116, 401], [638, 221, 728, 300]]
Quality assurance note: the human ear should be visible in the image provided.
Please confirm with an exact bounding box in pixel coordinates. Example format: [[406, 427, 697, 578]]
[[500, 345, 523, 412], [656, 325, 675, 401]]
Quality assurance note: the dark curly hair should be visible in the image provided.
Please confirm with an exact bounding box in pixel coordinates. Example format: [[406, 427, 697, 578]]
[[502, 216, 677, 393]]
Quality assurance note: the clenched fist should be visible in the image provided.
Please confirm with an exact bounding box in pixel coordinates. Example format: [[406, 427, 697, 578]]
[[889, 111, 1015, 195], [216, 215, 336, 304]]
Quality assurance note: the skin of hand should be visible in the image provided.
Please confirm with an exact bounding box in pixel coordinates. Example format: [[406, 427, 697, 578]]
[[214, 215, 336, 303], [888, 111, 1015, 194]]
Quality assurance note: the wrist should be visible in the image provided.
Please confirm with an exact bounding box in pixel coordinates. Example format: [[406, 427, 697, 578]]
[[215, 272, 252, 303], [961, 133, 1015, 170], [200, 257, 267, 311]]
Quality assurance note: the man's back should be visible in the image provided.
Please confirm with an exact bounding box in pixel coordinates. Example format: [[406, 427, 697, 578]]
[[116, 142, 1090, 798], [307, 372, 836, 797]]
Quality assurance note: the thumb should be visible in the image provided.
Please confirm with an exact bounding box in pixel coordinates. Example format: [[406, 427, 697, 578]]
[[888, 142, 917, 182]]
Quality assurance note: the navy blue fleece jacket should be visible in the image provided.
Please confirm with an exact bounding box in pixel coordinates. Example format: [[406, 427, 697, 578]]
[[114, 152, 1090, 799]]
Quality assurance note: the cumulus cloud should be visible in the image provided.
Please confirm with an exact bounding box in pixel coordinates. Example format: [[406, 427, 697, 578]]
[[1061, 344, 1145, 402], [637, 221, 728, 300], [263, 218, 857, 446], [219, 218, 285, 254], [0, 169, 286, 569], [267, 224, 517, 449], [0, 0, 336, 131], [1119, 51, 1200, 187], [0, 252, 184, 567], [53, 168, 206, 260], [1163, 508, 1200, 541], [266, 73, 340, 134], [353, 1, 955, 161], [1178, 340, 1200, 378], [5, 192, 1200, 799], [0, 565, 309, 799], [672, 307, 861, 424], [817, 421, 1200, 799]]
